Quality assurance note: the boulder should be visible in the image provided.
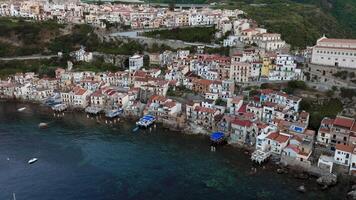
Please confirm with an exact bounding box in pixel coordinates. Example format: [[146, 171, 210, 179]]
[[317, 174, 337, 186], [348, 190, 356, 199]]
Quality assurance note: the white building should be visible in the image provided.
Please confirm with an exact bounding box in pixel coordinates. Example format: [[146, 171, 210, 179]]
[[252, 33, 286, 51], [334, 144, 354, 166], [311, 36, 356, 69], [269, 54, 301, 81], [129, 55, 144, 71]]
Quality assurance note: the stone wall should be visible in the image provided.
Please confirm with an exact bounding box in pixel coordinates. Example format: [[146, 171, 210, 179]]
[[281, 155, 331, 177], [304, 63, 356, 89]]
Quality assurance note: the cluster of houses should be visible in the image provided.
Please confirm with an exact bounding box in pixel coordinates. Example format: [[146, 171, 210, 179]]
[[0, 47, 354, 175], [0, 0, 288, 53], [0, 0, 242, 29], [159, 49, 301, 82]]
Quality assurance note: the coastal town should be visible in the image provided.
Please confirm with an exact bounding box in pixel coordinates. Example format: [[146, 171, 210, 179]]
[[1, 0, 356, 197]]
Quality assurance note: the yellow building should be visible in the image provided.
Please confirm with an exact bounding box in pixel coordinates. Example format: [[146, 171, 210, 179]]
[[261, 56, 276, 77]]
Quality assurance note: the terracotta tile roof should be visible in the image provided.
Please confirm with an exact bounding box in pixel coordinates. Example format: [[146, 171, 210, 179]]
[[237, 104, 247, 113], [74, 88, 87, 96], [164, 101, 176, 108], [232, 119, 253, 127], [319, 38, 356, 44], [267, 132, 289, 143], [194, 106, 216, 114], [193, 79, 213, 86], [133, 70, 147, 78], [275, 134, 289, 143], [260, 89, 274, 95], [314, 46, 356, 51], [334, 116, 355, 129], [285, 144, 300, 154], [336, 144, 354, 153], [352, 123, 356, 132], [266, 132, 279, 140], [91, 90, 102, 97], [150, 95, 167, 102], [263, 101, 277, 107]]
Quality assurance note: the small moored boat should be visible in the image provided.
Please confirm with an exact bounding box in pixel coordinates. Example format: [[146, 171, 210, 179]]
[[28, 158, 38, 164], [136, 115, 156, 128], [38, 123, 48, 128], [17, 107, 26, 112]]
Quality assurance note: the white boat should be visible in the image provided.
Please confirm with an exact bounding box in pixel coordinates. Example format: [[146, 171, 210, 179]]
[[28, 158, 38, 164], [38, 123, 48, 128], [17, 107, 26, 112], [136, 115, 156, 128]]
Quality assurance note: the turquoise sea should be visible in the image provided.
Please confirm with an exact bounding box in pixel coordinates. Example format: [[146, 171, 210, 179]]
[[0, 102, 350, 199]]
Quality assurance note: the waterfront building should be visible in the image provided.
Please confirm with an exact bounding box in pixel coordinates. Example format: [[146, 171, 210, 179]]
[[334, 144, 354, 166], [316, 116, 356, 150], [266, 131, 290, 155]]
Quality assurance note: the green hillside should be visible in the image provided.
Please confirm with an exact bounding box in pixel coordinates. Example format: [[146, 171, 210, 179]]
[[147, 0, 356, 49]]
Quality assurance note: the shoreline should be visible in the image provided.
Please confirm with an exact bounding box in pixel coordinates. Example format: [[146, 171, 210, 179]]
[[2, 99, 351, 193]]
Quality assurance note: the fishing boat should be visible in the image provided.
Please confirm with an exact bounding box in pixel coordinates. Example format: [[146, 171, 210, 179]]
[[136, 115, 156, 128], [28, 158, 38, 164], [17, 107, 26, 112]]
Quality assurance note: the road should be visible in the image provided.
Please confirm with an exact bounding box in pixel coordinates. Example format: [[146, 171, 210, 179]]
[[0, 55, 58, 61]]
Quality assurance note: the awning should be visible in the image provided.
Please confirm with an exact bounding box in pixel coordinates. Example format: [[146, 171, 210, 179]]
[[210, 132, 225, 142]]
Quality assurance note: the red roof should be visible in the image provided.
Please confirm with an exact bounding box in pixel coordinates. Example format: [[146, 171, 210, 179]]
[[286, 144, 300, 154], [150, 95, 167, 102], [266, 132, 279, 140], [336, 144, 354, 153], [193, 79, 213, 86], [275, 134, 289, 143], [334, 116, 355, 129], [194, 106, 216, 114], [266, 132, 289, 143], [319, 38, 356, 44], [164, 101, 176, 108], [74, 88, 87, 96], [232, 119, 253, 127], [238, 104, 247, 113]]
